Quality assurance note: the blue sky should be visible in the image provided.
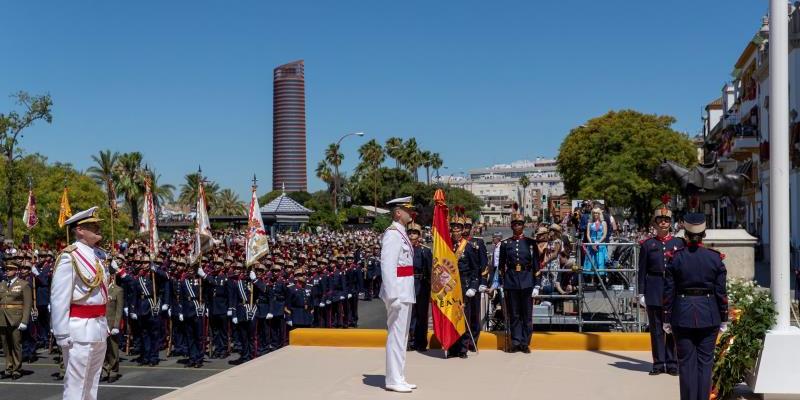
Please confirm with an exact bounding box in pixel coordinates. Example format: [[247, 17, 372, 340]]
[[0, 1, 768, 199]]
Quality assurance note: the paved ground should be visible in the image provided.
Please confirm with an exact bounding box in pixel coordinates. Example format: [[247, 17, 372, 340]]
[[158, 346, 679, 400]]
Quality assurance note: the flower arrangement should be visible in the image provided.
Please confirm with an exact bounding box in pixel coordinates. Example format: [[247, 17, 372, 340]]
[[710, 279, 776, 400]]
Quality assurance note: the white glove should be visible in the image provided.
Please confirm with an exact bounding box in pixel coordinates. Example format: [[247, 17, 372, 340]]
[[197, 267, 207, 278], [319, 303, 325, 308], [347, 293, 352, 299], [168, 309, 172, 317], [532, 287, 540, 297], [179, 313, 184, 322], [111, 260, 120, 272], [638, 294, 646, 307], [56, 336, 73, 348], [232, 317, 238, 325], [339, 296, 345, 300], [326, 300, 331, 305], [466, 288, 476, 298], [111, 328, 120, 335], [161, 304, 169, 311], [287, 320, 293, 327], [249, 271, 257, 281], [663, 323, 672, 334], [478, 285, 488, 293], [719, 322, 729, 333], [227, 310, 233, 317], [150, 263, 157, 271], [266, 313, 274, 320], [131, 313, 138, 320], [18, 323, 27, 331], [48, 304, 50, 313], [123, 307, 129, 317], [31, 266, 40, 276]]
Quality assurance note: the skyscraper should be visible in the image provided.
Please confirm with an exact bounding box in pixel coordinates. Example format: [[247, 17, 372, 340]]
[[272, 60, 307, 192]]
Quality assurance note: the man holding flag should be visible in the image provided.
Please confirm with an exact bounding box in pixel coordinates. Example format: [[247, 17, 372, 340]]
[[380, 196, 417, 393]]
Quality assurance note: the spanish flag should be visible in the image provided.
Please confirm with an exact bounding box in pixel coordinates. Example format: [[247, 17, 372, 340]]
[[58, 186, 72, 228], [430, 189, 466, 350]]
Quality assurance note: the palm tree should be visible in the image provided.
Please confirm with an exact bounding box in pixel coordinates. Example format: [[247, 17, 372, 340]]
[[325, 143, 345, 211], [430, 152, 443, 183], [385, 137, 404, 170], [420, 150, 432, 185], [315, 160, 335, 209], [400, 138, 422, 182], [357, 139, 385, 208], [114, 152, 145, 226], [519, 175, 530, 217], [179, 172, 220, 210], [87, 149, 120, 212], [144, 169, 176, 213], [212, 189, 245, 216]]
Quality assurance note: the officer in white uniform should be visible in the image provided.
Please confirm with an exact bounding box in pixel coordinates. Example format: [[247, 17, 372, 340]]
[[380, 196, 417, 393], [51, 207, 111, 400]]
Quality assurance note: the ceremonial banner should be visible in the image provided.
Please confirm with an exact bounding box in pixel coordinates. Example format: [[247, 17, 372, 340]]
[[57, 186, 72, 228], [22, 189, 38, 229], [430, 189, 466, 350], [139, 177, 159, 256], [245, 186, 269, 266], [189, 180, 214, 264]]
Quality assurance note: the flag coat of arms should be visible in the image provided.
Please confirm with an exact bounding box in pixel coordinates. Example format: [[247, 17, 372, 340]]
[[22, 189, 38, 229], [430, 189, 466, 350], [245, 187, 269, 266], [140, 177, 159, 256], [58, 186, 72, 228]]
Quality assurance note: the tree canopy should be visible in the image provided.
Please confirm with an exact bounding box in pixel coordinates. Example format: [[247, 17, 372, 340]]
[[557, 110, 697, 222]]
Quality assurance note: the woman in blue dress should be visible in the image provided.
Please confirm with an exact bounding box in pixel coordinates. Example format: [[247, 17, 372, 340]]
[[584, 208, 608, 280]]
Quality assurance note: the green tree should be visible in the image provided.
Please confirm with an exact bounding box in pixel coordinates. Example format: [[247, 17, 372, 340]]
[[0, 91, 53, 237], [429, 152, 444, 184], [114, 152, 146, 227], [557, 110, 696, 222], [399, 138, 422, 182], [213, 188, 245, 215], [385, 137, 404, 170], [357, 139, 385, 209], [179, 172, 220, 210], [325, 143, 345, 210], [420, 150, 433, 185], [87, 149, 120, 213]]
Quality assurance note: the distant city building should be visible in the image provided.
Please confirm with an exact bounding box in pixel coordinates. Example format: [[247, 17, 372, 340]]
[[272, 60, 308, 192], [437, 157, 565, 224]]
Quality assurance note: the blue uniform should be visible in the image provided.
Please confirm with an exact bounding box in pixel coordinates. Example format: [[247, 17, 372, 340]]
[[664, 244, 728, 400], [408, 244, 432, 350], [286, 284, 314, 328], [121, 272, 161, 365], [448, 238, 481, 356], [201, 273, 230, 358], [228, 278, 256, 362], [638, 235, 684, 372], [497, 235, 538, 351], [178, 276, 205, 366]]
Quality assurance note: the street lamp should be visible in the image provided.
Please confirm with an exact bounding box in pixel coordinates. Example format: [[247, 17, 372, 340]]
[[334, 131, 365, 215]]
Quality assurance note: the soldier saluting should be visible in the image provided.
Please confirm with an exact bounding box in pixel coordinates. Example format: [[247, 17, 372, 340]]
[[51, 206, 113, 400]]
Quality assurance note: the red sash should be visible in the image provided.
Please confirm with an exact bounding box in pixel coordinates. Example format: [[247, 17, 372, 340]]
[[396, 266, 413, 277], [70, 304, 106, 318]]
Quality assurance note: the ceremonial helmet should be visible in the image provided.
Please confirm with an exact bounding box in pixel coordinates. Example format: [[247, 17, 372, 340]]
[[510, 202, 525, 224]]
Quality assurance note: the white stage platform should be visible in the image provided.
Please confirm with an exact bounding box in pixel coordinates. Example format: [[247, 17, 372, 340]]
[[156, 347, 679, 400]]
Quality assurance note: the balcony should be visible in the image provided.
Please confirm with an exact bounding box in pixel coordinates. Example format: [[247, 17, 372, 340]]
[[732, 134, 760, 154]]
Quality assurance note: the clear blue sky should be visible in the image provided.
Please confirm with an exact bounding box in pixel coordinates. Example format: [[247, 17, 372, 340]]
[[0, 1, 768, 199]]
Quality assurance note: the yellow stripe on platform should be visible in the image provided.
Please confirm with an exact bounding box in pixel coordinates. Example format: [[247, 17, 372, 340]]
[[289, 328, 651, 351]]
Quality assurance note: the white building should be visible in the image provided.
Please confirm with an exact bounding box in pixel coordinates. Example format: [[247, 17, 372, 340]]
[[702, 9, 800, 261], [438, 158, 565, 224]]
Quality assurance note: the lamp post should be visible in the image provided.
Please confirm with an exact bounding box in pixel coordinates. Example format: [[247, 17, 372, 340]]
[[333, 131, 365, 215]]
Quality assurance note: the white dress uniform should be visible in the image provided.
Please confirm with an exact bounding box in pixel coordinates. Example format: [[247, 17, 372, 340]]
[[51, 207, 110, 400], [380, 214, 416, 391]]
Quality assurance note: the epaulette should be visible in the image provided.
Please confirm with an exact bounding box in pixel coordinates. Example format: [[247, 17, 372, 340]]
[[60, 245, 78, 254], [707, 247, 726, 260]]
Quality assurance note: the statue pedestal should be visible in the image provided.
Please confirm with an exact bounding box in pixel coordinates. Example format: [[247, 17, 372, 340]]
[[677, 229, 757, 280], [748, 327, 800, 399]]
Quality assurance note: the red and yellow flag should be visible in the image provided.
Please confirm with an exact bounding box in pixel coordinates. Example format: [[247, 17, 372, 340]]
[[430, 189, 466, 350]]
